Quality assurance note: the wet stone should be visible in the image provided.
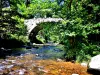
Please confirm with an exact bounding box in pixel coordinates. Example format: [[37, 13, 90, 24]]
[[6, 65, 14, 69]]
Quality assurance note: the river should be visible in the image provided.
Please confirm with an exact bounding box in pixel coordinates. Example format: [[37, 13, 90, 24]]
[[10, 45, 65, 60]]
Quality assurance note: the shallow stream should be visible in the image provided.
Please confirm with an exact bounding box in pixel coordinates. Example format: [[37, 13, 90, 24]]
[[11, 45, 65, 60]]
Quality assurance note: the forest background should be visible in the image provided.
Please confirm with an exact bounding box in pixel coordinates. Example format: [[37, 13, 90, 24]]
[[0, 0, 100, 62]]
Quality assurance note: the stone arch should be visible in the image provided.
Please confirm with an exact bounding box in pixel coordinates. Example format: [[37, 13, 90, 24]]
[[24, 18, 63, 43], [29, 25, 43, 43]]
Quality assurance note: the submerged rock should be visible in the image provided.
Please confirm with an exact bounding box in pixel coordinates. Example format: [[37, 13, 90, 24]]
[[6, 65, 14, 69], [0, 65, 5, 70]]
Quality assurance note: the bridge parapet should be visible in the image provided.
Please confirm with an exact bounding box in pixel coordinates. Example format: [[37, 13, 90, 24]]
[[24, 18, 63, 34]]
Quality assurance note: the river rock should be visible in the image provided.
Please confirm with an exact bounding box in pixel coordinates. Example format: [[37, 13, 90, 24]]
[[81, 62, 87, 67], [6, 65, 14, 69], [89, 55, 100, 69], [18, 69, 26, 75], [72, 74, 79, 75], [56, 58, 63, 62], [87, 55, 100, 75], [0, 65, 5, 70], [5, 59, 16, 64]]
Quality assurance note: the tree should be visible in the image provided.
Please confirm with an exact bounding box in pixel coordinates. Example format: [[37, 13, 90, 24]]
[[38, 0, 100, 62], [0, 0, 28, 44], [1, 0, 99, 61]]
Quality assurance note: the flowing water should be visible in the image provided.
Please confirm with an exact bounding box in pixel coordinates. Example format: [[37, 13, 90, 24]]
[[0, 45, 65, 74], [11, 45, 65, 60], [0, 45, 91, 75]]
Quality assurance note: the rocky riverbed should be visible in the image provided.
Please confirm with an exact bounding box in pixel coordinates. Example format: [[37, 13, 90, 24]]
[[0, 46, 93, 75], [0, 53, 92, 75]]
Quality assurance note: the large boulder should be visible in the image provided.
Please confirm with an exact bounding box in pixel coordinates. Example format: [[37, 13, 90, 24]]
[[88, 55, 100, 75], [89, 55, 100, 69]]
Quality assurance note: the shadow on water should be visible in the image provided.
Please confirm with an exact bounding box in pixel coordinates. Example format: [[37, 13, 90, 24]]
[[0, 39, 24, 49], [0, 38, 25, 58]]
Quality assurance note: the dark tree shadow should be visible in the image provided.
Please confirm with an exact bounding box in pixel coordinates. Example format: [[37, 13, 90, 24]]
[[87, 68, 100, 75], [0, 38, 25, 58]]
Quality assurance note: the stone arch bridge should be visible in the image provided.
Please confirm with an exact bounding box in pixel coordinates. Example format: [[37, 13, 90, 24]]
[[24, 18, 63, 43]]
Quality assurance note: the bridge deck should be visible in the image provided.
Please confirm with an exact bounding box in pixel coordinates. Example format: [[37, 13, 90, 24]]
[[24, 18, 63, 34]]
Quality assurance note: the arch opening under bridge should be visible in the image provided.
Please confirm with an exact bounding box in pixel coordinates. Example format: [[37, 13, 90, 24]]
[[24, 18, 63, 43]]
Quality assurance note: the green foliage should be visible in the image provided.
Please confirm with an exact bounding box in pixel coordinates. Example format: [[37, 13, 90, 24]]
[[10, 15, 28, 43], [1, 0, 100, 62], [16, 0, 59, 18], [0, 8, 16, 39], [37, 0, 100, 62], [38, 22, 61, 43], [0, 0, 28, 43]]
